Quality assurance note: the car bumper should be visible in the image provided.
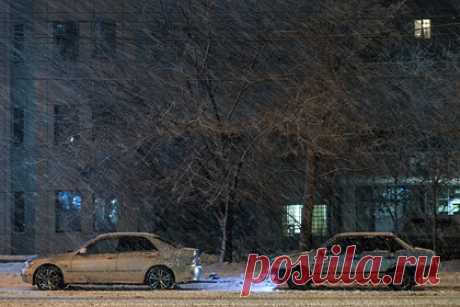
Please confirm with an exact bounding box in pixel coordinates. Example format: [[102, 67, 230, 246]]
[[20, 267, 33, 284]]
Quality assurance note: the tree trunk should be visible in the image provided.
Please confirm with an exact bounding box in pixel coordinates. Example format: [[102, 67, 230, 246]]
[[219, 161, 242, 263], [300, 147, 317, 250], [219, 200, 234, 263], [432, 180, 439, 253]]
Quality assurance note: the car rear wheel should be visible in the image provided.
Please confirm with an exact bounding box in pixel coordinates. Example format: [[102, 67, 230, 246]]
[[389, 269, 416, 291], [34, 265, 64, 290], [146, 266, 175, 289], [285, 267, 312, 290]]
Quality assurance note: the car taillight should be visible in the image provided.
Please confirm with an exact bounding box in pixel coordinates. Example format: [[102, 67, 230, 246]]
[[192, 249, 203, 281]]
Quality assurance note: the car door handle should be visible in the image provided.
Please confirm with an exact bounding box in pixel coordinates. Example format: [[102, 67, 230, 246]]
[[106, 256, 116, 260]]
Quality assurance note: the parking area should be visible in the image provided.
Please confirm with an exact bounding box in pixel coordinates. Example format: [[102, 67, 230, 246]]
[[1, 262, 460, 306]]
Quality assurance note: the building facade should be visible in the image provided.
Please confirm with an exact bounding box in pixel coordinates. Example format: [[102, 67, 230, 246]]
[[1, 0, 459, 256]]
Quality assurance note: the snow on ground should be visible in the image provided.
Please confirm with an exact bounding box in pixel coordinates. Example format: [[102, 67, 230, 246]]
[[0, 261, 459, 306], [0, 288, 459, 307], [0, 263, 23, 274]]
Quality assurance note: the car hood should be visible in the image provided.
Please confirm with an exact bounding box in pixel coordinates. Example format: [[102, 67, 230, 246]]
[[30, 252, 75, 263], [412, 247, 436, 256]]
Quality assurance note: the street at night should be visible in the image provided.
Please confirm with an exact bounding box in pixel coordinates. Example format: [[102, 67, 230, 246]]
[[2, 0, 460, 306]]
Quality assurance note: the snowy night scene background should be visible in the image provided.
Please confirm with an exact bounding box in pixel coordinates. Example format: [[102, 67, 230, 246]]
[[0, 0, 460, 306]]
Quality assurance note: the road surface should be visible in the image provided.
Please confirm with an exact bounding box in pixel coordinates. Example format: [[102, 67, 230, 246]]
[[1, 264, 460, 306]]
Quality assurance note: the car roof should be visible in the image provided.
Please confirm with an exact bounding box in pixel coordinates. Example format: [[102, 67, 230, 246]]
[[332, 232, 396, 238], [95, 232, 160, 239]]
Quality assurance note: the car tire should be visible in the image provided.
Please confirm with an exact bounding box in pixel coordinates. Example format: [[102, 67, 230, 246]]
[[388, 268, 416, 291], [146, 266, 175, 290], [34, 265, 65, 290], [285, 268, 312, 290]]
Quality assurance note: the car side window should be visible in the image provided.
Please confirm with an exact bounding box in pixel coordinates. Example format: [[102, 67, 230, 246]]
[[360, 237, 389, 252], [86, 238, 119, 254], [384, 237, 405, 252], [117, 236, 158, 253], [328, 237, 360, 254]]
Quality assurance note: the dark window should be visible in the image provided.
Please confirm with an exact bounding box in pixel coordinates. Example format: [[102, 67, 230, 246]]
[[87, 238, 119, 254], [13, 192, 25, 232], [93, 19, 116, 59], [53, 21, 79, 60], [54, 105, 79, 145], [55, 191, 81, 232], [91, 103, 114, 141], [117, 236, 157, 253], [12, 107, 24, 145], [12, 24, 24, 63]]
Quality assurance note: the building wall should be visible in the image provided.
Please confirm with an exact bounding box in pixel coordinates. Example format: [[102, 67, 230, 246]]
[[0, 0, 12, 254], [2, 0, 458, 254]]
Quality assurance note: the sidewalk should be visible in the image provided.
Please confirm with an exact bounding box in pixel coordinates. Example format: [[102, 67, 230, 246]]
[[0, 255, 31, 263]]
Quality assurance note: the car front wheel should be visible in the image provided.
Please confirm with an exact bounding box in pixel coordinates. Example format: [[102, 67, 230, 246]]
[[34, 265, 64, 290], [146, 266, 175, 290]]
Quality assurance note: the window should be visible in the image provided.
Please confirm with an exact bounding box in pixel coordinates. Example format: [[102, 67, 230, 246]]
[[13, 192, 25, 232], [55, 191, 82, 232], [415, 19, 431, 39], [312, 204, 327, 236], [438, 187, 460, 216], [285, 204, 328, 237], [87, 238, 119, 254], [93, 19, 116, 59], [54, 105, 79, 145], [286, 204, 302, 236], [117, 236, 157, 253], [53, 21, 79, 60], [12, 107, 24, 145], [94, 197, 119, 232], [12, 24, 24, 63]]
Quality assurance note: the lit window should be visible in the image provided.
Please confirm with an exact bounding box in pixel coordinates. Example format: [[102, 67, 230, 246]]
[[94, 197, 119, 232], [438, 187, 460, 215], [312, 204, 327, 236], [286, 204, 328, 237], [414, 19, 431, 39], [286, 204, 303, 236], [55, 191, 82, 232]]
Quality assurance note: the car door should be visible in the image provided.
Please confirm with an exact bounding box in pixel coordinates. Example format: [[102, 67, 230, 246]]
[[336, 237, 362, 276], [70, 237, 119, 284], [321, 237, 357, 278], [357, 236, 394, 274], [114, 236, 160, 284]]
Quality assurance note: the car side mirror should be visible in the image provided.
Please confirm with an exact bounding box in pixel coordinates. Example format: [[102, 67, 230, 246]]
[[78, 247, 88, 255]]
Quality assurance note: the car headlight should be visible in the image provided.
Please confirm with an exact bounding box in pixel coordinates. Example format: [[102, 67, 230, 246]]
[[23, 255, 37, 270]]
